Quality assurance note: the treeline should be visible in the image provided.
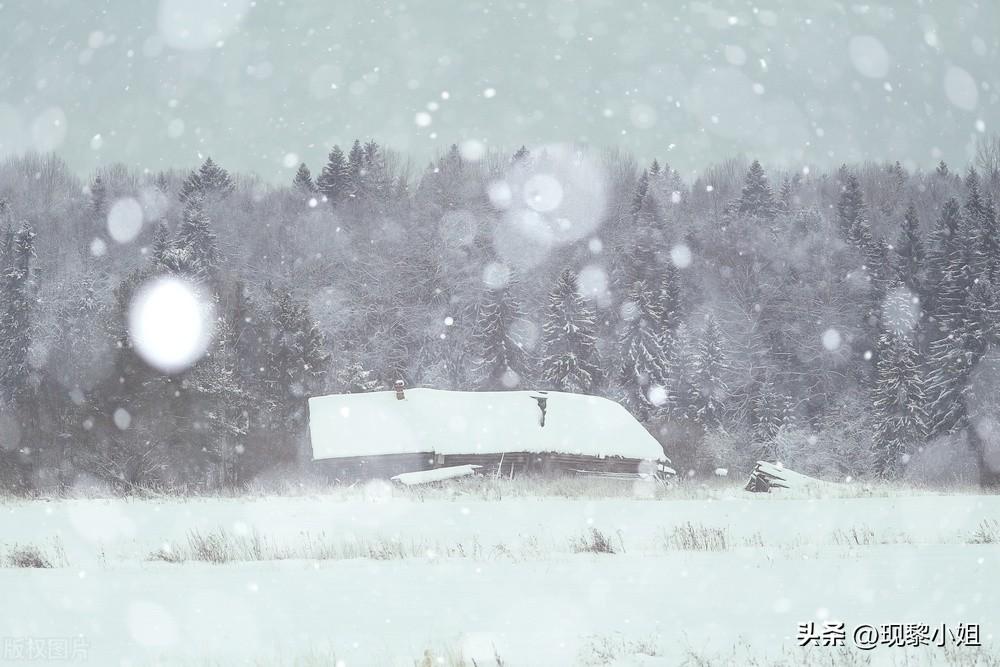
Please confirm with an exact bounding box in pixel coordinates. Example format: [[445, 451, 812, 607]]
[[1, 137, 999, 492]]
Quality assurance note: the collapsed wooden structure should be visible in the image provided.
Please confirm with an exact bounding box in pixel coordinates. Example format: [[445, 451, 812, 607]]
[[745, 461, 826, 492]]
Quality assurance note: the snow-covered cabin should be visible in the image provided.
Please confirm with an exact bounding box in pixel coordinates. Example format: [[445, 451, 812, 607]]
[[307, 388, 671, 480]]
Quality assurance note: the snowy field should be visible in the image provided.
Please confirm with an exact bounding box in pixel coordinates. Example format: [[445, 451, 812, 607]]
[[1, 481, 999, 666]]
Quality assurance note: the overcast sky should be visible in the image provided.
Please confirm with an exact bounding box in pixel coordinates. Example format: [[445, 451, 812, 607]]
[[0, 0, 997, 183]]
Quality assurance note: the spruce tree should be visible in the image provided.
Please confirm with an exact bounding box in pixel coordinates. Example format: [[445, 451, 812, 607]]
[[964, 169, 1000, 279], [872, 288, 928, 478], [153, 172, 170, 194], [617, 280, 668, 419], [176, 196, 220, 280], [316, 145, 349, 206], [346, 140, 365, 199], [734, 160, 777, 219], [837, 173, 865, 239], [337, 362, 381, 393], [0, 222, 36, 406], [691, 314, 728, 429], [231, 281, 267, 387], [925, 207, 977, 434], [620, 170, 665, 285], [197, 157, 235, 199], [360, 140, 387, 202], [894, 203, 925, 289], [962, 276, 1000, 366], [511, 145, 531, 165], [473, 281, 532, 390], [183, 315, 248, 486], [541, 269, 602, 393], [265, 290, 330, 462], [778, 178, 794, 213], [268, 291, 329, 399], [89, 175, 108, 220], [178, 170, 201, 204], [664, 322, 697, 420], [656, 262, 682, 333], [924, 198, 965, 318], [751, 374, 789, 446], [932, 205, 974, 335], [292, 163, 315, 194], [151, 222, 172, 266]]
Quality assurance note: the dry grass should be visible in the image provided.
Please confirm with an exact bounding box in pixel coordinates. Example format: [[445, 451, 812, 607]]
[[663, 522, 765, 551], [148, 529, 545, 565], [2, 540, 66, 568], [830, 526, 912, 547], [580, 633, 660, 665], [142, 520, 958, 565], [571, 528, 620, 554], [149, 529, 418, 564]]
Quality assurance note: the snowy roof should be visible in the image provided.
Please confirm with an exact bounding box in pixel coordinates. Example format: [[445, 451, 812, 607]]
[[308, 388, 666, 462]]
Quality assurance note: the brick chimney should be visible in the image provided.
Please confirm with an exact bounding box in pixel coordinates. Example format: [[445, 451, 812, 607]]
[[394, 379, 405, 400]]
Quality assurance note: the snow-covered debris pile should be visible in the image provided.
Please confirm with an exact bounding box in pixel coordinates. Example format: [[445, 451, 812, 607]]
[[745, 461, 830, 492]]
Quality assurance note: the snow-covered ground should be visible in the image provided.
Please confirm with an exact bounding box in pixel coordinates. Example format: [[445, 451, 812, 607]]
[[1, 484, 998, 665]]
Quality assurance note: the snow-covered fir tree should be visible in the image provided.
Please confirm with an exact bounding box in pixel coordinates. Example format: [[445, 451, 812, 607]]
[[182, 316, 248, 486], [473, 280, 532, 390], [176, 196, 220, 280], [924, 198, 966, 320], [752, 374, 791, 446], [268, 290, 329, 401], [317, 145, 349, 206], [292, 163, 315, 194], [196, 157, 235, 199], [346, 140, 365, 199], [734, 160, 778, 220], [964, 169, 1000, 279], [337, 362, 381, 393], [656, 262, 682, 333], [872, 292, 928, 478], [179, 157, 234, 203], [837, 173, 865, 239], [265, 290, 330, 461], [617, 280, 668, 419], [0, 221, 35, 406], [89, 175, 108, 220], [691, 314, 728, 429], [511, 145, 531, 165], [664, 322, 697, 420], [894, 203, 925, 289], [924, 203, 978, 434], [151, 222, 172, 266], [541, 269, 602, 393], [777, 178, 793, 214]]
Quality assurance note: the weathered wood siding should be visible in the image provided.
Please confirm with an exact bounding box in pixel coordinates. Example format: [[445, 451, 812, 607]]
[[313, 452, 434, 481], [314, 451, 658, 481]]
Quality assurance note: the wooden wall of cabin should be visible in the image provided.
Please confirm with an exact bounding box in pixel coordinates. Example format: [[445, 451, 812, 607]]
[[312, 453, 434, 481], [439, 453, 648, 477]]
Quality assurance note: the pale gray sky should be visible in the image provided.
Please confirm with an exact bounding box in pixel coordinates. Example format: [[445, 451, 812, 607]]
[[0, 0, 997, 182]]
